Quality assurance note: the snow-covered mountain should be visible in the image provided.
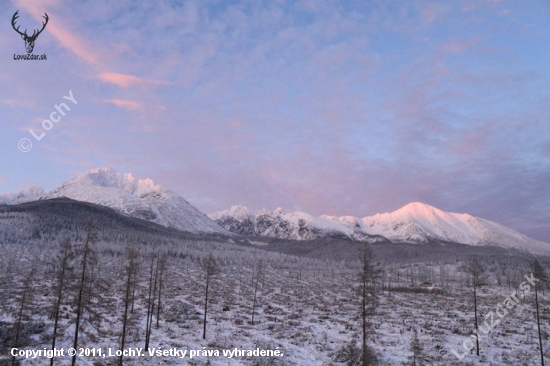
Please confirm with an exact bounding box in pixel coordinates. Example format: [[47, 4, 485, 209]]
[[209, 206, 387, 243], [1, 168, 228, 235], [0, 186, 45, 205], [211, 202, 550, 254], [326, 202, 550, 253], [46, 168, 228, 235]]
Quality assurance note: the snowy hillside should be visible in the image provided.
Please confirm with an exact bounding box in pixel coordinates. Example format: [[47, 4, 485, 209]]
[[212, 202, 550, 254], [209, 205, 385, 242], [0, 186, 44, 205], [209, 206, 352, 241], [0, 168, 227, 235], [41, 168, 228, 235], [350, 202, 550, 254]]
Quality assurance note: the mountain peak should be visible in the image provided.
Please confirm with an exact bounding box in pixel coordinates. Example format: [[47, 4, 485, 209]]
[[213, 202, 550, 254], [0, 186, 45, 205], [392, 202, 446, 217], [209, 205, 251, 221], [1, 167, 227, 235], [57, 167, 163, 196], [44, 167, 227, 235]]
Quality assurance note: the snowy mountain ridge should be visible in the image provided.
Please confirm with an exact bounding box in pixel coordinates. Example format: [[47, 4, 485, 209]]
[[209, 205, 381, 242], [211, 202, 550, 254], [0, 186, 45, 205], [1, 168, 228, 235], [2, 169, 549, 254]]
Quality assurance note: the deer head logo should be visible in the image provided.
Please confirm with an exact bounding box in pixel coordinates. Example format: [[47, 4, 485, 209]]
[[12, 11, 49, 54]]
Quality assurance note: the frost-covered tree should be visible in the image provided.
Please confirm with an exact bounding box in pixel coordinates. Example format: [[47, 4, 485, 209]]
[[50, 238, 75, 366], [12, 267, 34, 366], [532, 259, 548, 366], [467, 259, 486, 357], [409, 329, 422, 366], [155, 255, 165, 328], [202, 253, 220, 339], [145, 253, 158, 349], [251, 259, 264, 325], [120, 246, 138, 366], [72, 219, 98, 366], [357, 244, 382, 366]]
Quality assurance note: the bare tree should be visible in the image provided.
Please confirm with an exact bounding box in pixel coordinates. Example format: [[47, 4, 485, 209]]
[[119, 246, 138, 366], [72, 218, 98, 366], [12, 267, 34, 366], [251, 259, 264, 325], [50, 238, 75, 366], [410, 329, 422, 366], [131, 258, 140, 314], [357, 244, 382, 366], [467, 259, 485, 357], [144, 253, 157, 349], [202, 253, 220, 339], [156, 254, 167, 328], [532, 259, 548, 366]]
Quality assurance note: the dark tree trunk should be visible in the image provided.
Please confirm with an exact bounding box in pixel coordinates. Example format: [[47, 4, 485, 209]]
[[12, 269, 33, 366], [535, 284, 544, 366], [50, 240, 71, 366], [473, 281, 479, 356], [203, 274, 210, 339], [72, 220, 95, 366]]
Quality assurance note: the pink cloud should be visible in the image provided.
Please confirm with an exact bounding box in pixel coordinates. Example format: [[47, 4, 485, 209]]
[[102, 99, 142, 110], [2, 99, 33, 108], [98, 72, 172, 88], [98, 73, 147, 88]]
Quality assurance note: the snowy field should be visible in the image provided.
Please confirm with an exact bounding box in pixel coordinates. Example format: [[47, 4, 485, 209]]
[[0, 239, 548, 366]]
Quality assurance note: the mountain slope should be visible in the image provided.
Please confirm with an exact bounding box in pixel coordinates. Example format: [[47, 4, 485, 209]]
[[39, 167, 228, 235], [212, 202, 550, 254], [349, 202, 550, 254], [209, 206, 343, 240], [0, 186, 45, 205], [209, 206, 387, 243]]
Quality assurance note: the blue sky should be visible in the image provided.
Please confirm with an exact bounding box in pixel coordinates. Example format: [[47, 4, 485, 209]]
[[1, 0, 550, 241]]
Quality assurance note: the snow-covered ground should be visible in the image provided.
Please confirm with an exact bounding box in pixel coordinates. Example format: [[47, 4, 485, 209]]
[[0, 239, 548, 366]]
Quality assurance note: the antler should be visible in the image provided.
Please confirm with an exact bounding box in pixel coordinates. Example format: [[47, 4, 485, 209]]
[[11, 11, 27, 37], [33, 13, 49, 38], [29, 13, 49, 39], [11, 11, 49, 39]]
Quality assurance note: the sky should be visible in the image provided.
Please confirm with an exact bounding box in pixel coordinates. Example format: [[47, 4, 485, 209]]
[[1, 0, 549, 242]]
